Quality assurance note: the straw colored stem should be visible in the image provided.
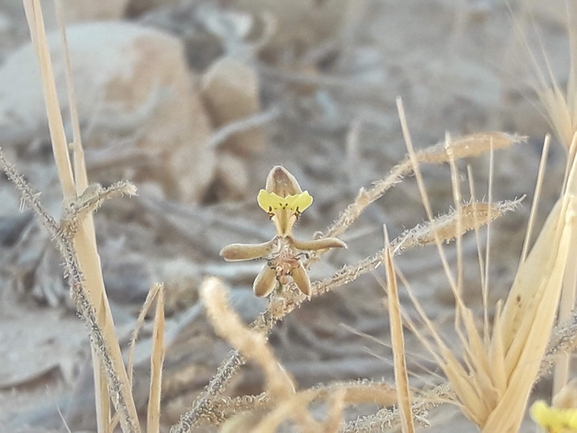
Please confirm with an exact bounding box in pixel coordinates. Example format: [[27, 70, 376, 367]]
[[148, 285, 165, 433], [19, 2, 141, 432], [383, 227, 415, 433], [22, 0, 75, 199]]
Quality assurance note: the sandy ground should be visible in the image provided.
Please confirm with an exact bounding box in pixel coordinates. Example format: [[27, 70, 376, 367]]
[[0, 0, 572, 432]]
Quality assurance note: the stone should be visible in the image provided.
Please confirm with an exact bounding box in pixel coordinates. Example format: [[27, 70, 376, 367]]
[[224, 0, 353, 59], [126, 0, 180, 17], [0, 21, 215, 203], [201, 56, 266, 154], [211, 151, 250, 200]]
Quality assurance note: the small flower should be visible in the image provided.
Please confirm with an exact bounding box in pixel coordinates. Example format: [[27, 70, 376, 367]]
[[257, 190, 313, 237], [530, 400, 577, 433], [220, 166, 346, 297], [531, 381, 577, 433]]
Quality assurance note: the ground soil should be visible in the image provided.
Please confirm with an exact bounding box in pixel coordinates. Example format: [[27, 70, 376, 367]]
[[0, 0, 571, 432]]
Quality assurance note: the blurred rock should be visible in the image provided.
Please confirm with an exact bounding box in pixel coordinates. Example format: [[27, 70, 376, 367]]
[[201, 56, 265, 154], [223, 0, 353, 60], [0, 21, 215, 203], [211, 151, 250, 200], [126, 0, 180, 17], [40, 0, 129, 27]]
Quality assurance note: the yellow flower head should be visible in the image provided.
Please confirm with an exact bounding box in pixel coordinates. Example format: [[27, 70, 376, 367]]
[[257, 166, 314, 236], [257, 190, 313, 215], [531, 400, 577, 433], [219, 165, 346, 297]]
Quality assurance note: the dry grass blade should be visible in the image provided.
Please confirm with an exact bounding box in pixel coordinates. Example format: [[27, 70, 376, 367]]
[[392, 95, 577, 432], [555, 134, 577, 396], [321, 389, 346, 433], [17, 1, 141, 432], [110, 282, 165, 432], [324, 131, 525, 239], [404, 157, 577, 432], [200, 278, 329, 432], [495, 199, 575, 375], [171, 193, 518, 432], [21, 0, 75, 197], [200, 278, 295, 400], [383, 227, 414, 433], [483, 197, 575, 432], [342, 383, 455, 432], [524, 4, 577, 398], [198, 380, 398, 428], [1, 146, 140, 433], [391, 199, 522, 255], [313, 380, 397, 407], [250, 390, 318, 433], [148, 284, 166, 433], [126, 284, 164, 388], [92, 345, 111, 433]]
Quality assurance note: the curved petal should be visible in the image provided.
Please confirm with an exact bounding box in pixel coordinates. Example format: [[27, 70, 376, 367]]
[[265, 166, 303, 196], [253, 265, 277, 297], [220, 239, 276, 262], [292, 261, 312, 297], [290, 236, 347, 251]]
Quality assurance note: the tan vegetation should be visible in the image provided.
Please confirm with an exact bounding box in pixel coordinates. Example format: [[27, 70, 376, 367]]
[[4, 1, 577, 433]]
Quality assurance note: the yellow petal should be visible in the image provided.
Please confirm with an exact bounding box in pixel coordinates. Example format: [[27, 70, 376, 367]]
[[257, 190, 313, 214], [285, 191, 313, 213], [530, 400, 577, 432], [292, 261, 312, 297], [253, 265, 277, 297], [272, 209, 297, 237]]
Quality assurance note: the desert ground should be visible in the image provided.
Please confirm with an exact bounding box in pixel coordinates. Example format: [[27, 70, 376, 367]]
[[0, 0, 573, 432]]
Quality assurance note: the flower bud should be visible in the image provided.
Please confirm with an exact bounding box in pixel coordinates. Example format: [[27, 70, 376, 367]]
[[253, 264, 277, 297], [265, 166, 302, 196], [291, 261, 312, 297]]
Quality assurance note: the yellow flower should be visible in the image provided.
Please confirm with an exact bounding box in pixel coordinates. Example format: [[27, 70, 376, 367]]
[[530, 400, 577, 433], [257, 190, 314, 215], [254, 166, 314, 237], [219, 166, 346, 297], [257, 189, 313, 237]]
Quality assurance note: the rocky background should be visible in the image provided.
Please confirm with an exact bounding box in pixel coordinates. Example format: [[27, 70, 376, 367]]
[[0, 0, 571, 431]]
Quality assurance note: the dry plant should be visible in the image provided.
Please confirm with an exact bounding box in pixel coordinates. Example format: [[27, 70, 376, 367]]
[[525, 3, 577, 406], [0, 1, 162, 433], [170, 134, 527, 433], [385, 97, 577, 433], [5, 1, 577, 433]]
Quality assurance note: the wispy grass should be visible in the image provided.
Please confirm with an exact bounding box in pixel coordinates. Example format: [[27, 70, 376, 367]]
[[4, 1, 577, 433], [516, 1, 577, 402]]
